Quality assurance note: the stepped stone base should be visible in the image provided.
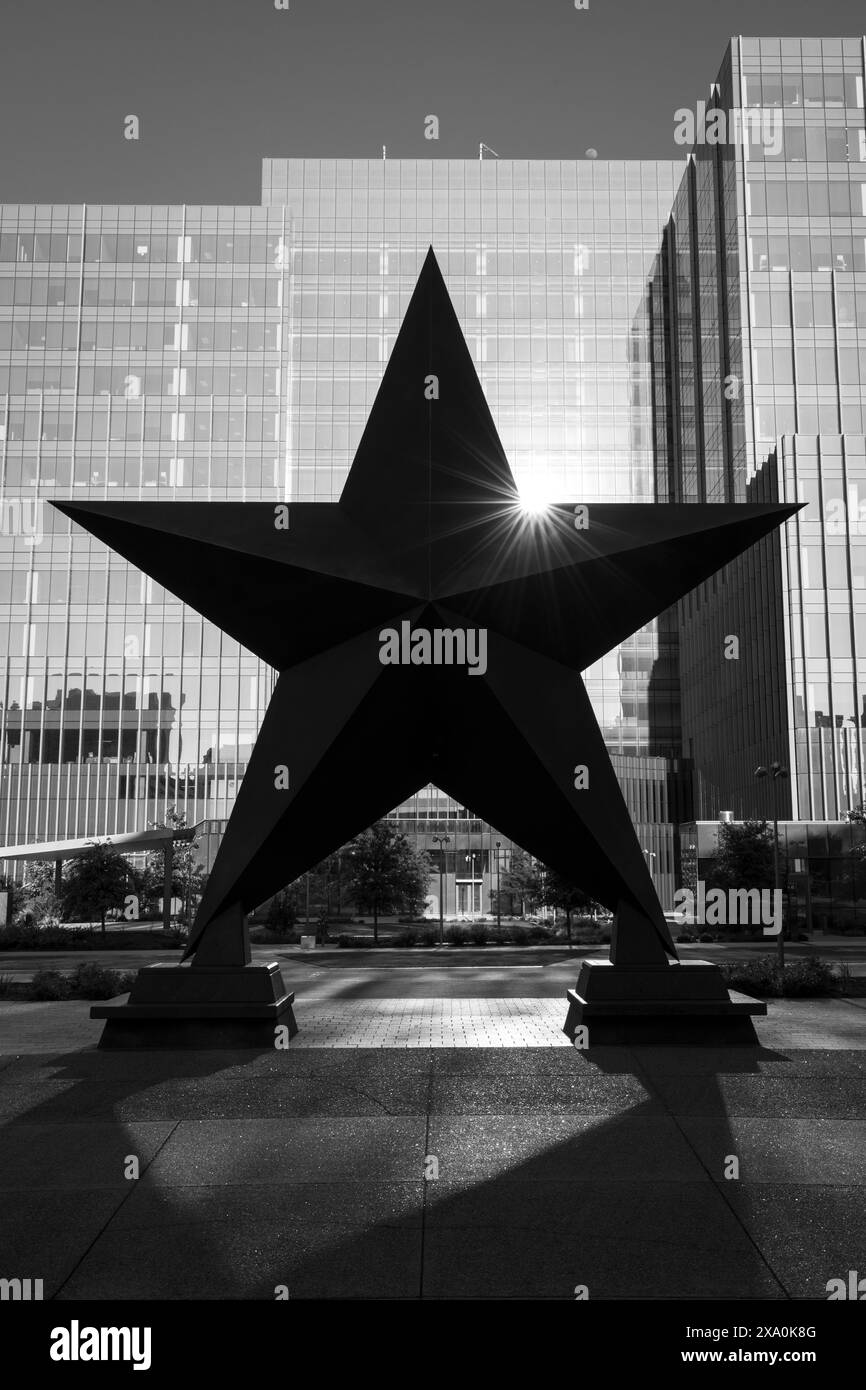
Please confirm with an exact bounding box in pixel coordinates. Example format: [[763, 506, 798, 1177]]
[[563, 958, 766, 1045], [91, 961, 297, 1049]]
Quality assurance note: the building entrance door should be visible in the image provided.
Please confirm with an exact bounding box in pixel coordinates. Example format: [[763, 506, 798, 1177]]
[[456, 880, 482, 916]]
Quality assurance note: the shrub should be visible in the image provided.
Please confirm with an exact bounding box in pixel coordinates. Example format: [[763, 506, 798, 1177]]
[[67, 963, 135, 1000], [507, 924, 529, 945], [469, 922, 488, 946], [676, 932, 697, 943], [720, 955, 847, 998], [698, 932, 715, 943], [526, 925, 553, 943], [1, 921, 38, 949], [337, 934, 377, 948], [162, 925, 190, 947], [251, 926, 301, 945], [445, 924, 471, 946], [29, 969, 71, 1001], [383, 926, 437, 946], [42, 925, 85, 948], [0, 919, 88, 950]]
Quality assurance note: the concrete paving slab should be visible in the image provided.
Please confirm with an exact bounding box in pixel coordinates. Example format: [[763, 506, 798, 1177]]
[[0, 1191, 130, 1298], [0, 1122, 176, 1190], [59, 1219, 422, 1300], [0, 1046, 436, 1081], [0, 1073, 431, 1122], [633, 1046, 866, 1076], [649, 1075, 866, 1119], [424, 1177, 746, 1234], [108, 1180, 424, 1230], [428, 1045, 641, 1073], [142, 1116, 427, 1186], [723, 1185, 866, 1299], [421, 1224, 785, 1300], [428, 1072, 659, 1114], [679, 1118, 866, 1184], [427, 1113, 710, 1182]]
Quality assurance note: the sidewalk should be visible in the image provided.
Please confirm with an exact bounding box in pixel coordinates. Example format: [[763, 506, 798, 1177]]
[[0, 994, 864, 1299]]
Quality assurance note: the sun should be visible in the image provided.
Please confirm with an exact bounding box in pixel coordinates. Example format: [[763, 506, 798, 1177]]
[[517, 478, 554, 515]]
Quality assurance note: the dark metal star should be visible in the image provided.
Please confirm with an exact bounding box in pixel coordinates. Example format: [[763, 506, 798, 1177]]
[[54, 249, 798, 968]]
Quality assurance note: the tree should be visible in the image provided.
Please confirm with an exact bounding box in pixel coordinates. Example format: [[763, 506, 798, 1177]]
[[497, 849, 543, 917], [15, 860, 63, 926], [265, 884, 302, 936], [260, 851, 348, 943], [708, 819, 776, 895], [302, 851, 346, 936], [494, 852, 602, 934], [345, 820, 431, 944], [137, 807, 207, 926], [61, 842, 133, 937], [537, 870, 603, 945], [837, 816, 866, 915]]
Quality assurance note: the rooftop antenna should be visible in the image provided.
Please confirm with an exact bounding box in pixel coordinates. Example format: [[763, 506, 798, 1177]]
[[479, 142, 500, 160]]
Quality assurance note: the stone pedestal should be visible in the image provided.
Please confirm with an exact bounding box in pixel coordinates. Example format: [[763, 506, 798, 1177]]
[[563, 958, 766, 1045], [91, 961, 297, 1049]]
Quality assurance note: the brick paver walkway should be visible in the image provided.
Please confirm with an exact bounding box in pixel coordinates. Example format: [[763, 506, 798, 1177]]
[[292, 997, 572, 1046]]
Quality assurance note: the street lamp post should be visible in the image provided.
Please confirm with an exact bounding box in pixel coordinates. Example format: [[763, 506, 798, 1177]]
[[432, 833, 450, 946], [495, 840, 502, 930], [755, 761, 789, 969]]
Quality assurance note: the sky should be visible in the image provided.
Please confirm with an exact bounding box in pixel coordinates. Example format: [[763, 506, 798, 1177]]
[[0, 0, 865, 204]]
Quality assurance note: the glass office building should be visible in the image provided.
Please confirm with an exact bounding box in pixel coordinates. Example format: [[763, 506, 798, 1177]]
[[649, 36, 866, 834], [681, 818, 866, 934], [0, 155, 685, 909]]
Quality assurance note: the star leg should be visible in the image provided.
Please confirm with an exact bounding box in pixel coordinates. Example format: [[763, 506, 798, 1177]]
[[189, 619, 432, 963]]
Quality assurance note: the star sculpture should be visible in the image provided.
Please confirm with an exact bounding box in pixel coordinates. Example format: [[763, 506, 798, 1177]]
[[54, 249, 798, 971]]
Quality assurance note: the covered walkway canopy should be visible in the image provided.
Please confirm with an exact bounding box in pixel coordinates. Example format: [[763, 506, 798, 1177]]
[[0, 826, 200, 930]]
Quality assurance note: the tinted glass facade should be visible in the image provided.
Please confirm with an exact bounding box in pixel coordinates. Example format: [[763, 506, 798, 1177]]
[[0, 158, 684, 908], [0, 209, 287, 849], [681, 817, 866, 932], [652, 36, 866, 829]]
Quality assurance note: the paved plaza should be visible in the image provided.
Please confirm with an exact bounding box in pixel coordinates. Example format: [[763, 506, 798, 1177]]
[[0, 956, 864, 1301]]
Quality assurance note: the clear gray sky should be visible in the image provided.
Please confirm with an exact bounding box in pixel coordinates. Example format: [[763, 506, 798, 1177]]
[[1, 0, 864, 203]]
